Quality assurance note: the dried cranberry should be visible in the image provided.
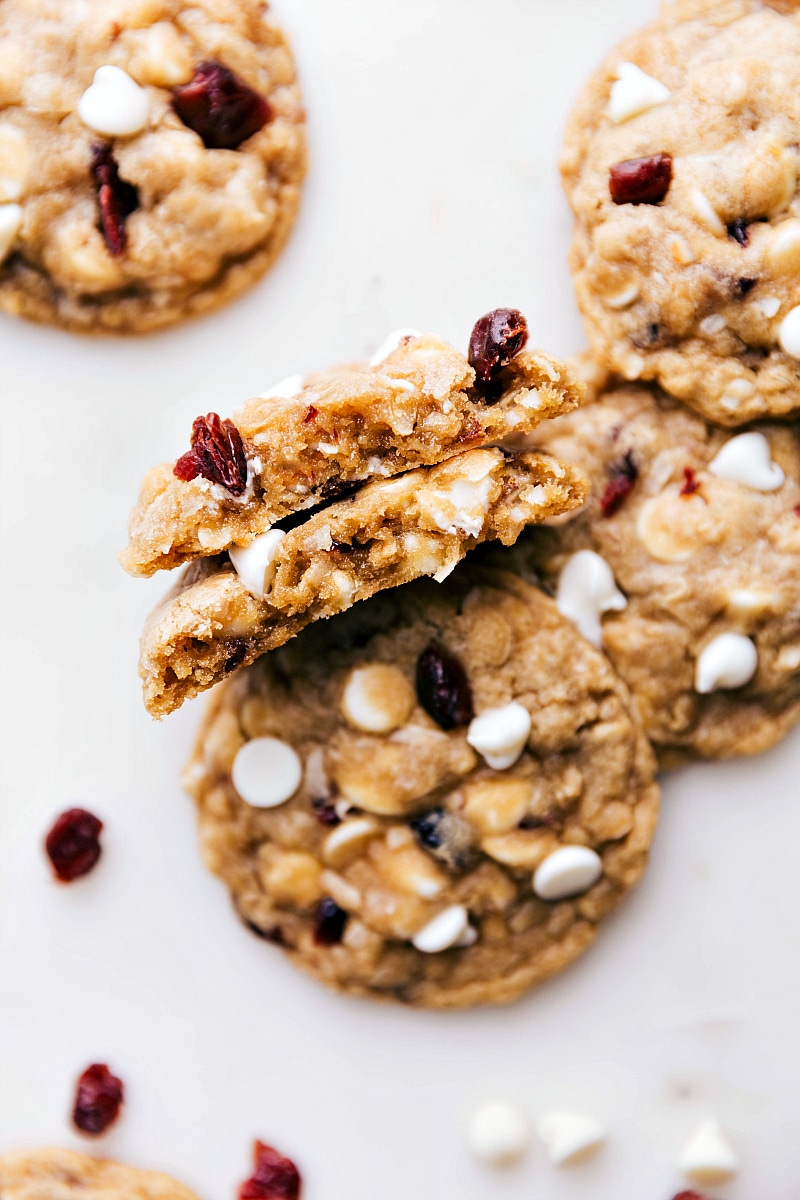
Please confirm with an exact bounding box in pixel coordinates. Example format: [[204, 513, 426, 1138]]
[[239, 1141, 301, 1200], [410, 808, 474, 871], [45, 809, 103, 883], [313, 897, 348, 946], [727, 217, 750, 246], [600, 450, 638, 517], [415, 645, 474, 730], [734, 276, 757, 297], [174, 413, 248, 495], [311, 797, 340, 827], [224, 638, 248, 673], [173, 61, 271, 150], [468, 308, 529, 388], [680, 466, 701, 496], [671, 1192, 711, 1200], [72, 1064, 124, 1135], [303, 405, 318, 423], [609, 153, 672, 205], [90, 143, 138, 257]]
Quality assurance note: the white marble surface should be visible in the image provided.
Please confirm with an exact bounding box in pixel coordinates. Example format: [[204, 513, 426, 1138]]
[[1, 2, 799, 1197]]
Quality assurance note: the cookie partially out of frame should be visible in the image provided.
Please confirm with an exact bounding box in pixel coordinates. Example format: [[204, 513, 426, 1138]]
[[0, 0, 306, 333], [0, 1147, 199, 1200], [562, 0, 800, 425], [184, 567, 659, 1009]]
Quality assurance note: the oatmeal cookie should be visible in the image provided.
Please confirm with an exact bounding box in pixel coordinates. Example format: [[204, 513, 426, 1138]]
[[517, 382, 800, 765], [0, 0, 305, 333], [0, 1147, 199, 1200], [184, 567, 659, 1009], [562, 0, 800, 425], [120, 324, 585, 576], [139, 447, 586, 716]]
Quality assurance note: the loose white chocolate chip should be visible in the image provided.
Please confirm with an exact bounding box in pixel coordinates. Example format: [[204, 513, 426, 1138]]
[[608, 61, 669, 123], [340, 664, 416, 733], [231, 737, 302, 808], [679, 1119, 739, 1184], [695, 633, 757, 694], [322, 817, 379, 869], [0, 124, 29, 201], [556, 550, 627, 648], [229, 529, 286, 598], [258, 374, 304, 401], [412, 904, 469, 953], [533, 846, 603, 901], [77, 66, 150, 137], [778, 305, 800, 358], [536, 1111, 606, 1166], [708, 432, 784, 491], [466, 702, 531, 771], [369, 328, 421, 366], [0, 202, 23, 265], [467, 1099, 531, 1168]]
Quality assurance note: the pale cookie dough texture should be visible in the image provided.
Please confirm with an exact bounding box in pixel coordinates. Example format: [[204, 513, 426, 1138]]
[[562, 0, 800, 425], [0, 0, 306, 332], [184, 567, 659, 1009], [0, 1147, 199, 1200], [520, 382, 800, 764]]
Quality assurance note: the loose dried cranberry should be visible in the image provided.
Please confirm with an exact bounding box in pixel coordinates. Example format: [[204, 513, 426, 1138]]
[[311, 796, 340, 827], [609, 153, 672, 205], [313, 897, 348, 946], [90, 143, 138, 257], [415, 645, 474, 730], [174, 413, 248, 495], [173, 61, 272, 150], [671, 1192, 711, 1200], [72, 1064, 124, 1135], [468, 308, 529, 387], [600, 450, 638, 517], [239, 1141, 301, 1200], [45, 809, 103, 883], [224, 638, 248, 673], [680, 466, 701, 496]]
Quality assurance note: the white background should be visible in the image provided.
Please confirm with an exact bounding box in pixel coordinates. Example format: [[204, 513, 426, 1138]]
[[2, 2, 799, 1198]]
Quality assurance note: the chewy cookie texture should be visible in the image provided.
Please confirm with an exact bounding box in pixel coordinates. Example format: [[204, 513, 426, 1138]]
[[0, 1147, 199, 1200], [184, 567, 659, 1009], [562, 0, 800, 425], [0, 0, 306, 332]]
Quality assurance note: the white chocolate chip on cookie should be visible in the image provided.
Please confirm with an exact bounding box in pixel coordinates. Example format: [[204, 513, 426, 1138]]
[[607, 62, 669, 124], [0, 124, 29, 202], [322, 818, 379, 869], [695, 633, 758, 694], [708, 432, 785, 492], [341, 664, 416, 734], [533, 846, 603, 901], [556, 550, 627, 647], [778, 305, 800, 359], [0, 203, 23, 265], [466, 702, 531, 770], [232, 736, 302, 808], [77, 66, 150, 137], [412, 904, 470, 953], [229, 529, 286, 599]]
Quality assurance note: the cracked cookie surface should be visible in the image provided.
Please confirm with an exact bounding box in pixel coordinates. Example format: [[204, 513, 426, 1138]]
[[0, 1148, 199, 1200], [184, 566, 659, 1009], [0, 0, 305, 333], [562, 0, 800, 425]]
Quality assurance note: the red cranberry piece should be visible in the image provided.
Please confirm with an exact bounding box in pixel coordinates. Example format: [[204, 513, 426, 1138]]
[[680, 466, 701, 496], [415, 645, 474, 731], [311, 796, 340, 827], [734, 276, 756, 297], [313, 897, 348, 946], [671, 1192, 711, 1200], [600, 450, 638, 517], [173, 61, 272, 150], [174, 413, 248, 495], [90, 143, 139, 257], [72, 1063, 124, 1135], [239, 1141, 301, 1200], [45, 808, 103, 883], [224, 638, 248, 673], [303, 405, 318, 424], [609, 153, 672, 205], [727, 217, 750, 246], [468, 308, 529, 387]]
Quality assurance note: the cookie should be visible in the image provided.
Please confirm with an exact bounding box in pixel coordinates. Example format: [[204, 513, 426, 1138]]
[[0, 1148, 199, 1200], [139, 447, 586, 716], [561, 0, 800, 425], [120, 323, 585, 576], [184, 566, 659, 1009], [0, 0, 305, 333], [517, 382, 800, 765]]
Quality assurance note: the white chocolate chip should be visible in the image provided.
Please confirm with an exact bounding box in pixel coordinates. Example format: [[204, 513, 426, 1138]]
[[412, 904, 469, 953], [128, 21, 193, 87], [757, 295, 781, 319], [556, 550, 627, 648], [533, 846, 603, 901], [467, 1099, 531, 1167], [766, 220, 800, 273], [679, 1119, 739, 1184], [699, 313, 726, 336], [0, 124, 29, 201], [258, 374, 304, 401], [455, 923, 478, 947], [708, 431, 784, 491], [689, 188, 726, 236], [605, 282, 639, 309], [466, 702, 531, 771], [231, 737, 302, 808], [340, 663, 416, 733], [229, 529, 286, 598], [322, 817, 379, 868], [536, 1111, 606, 1166], [0, 202, 22, 265], [369, 328, 421, 365], [778, 304, 800, 358], [77, 66, 149, 137], [695, 633, 757, 694], [608, 61, 669, 123]]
